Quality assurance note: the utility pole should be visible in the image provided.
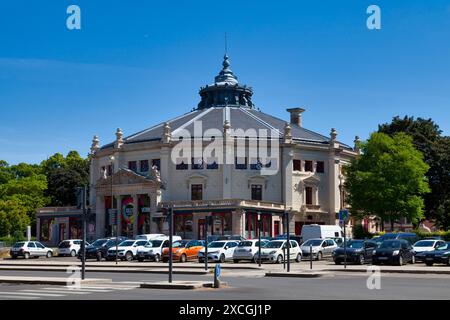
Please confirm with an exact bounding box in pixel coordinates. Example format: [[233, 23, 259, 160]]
[[168, 206, 174, 283], [286, 210, 291, 273], [76, 186, 87, 280]]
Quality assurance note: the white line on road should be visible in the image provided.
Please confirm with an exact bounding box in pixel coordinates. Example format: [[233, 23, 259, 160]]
[[0, 291, 63, 297], [22, 289, 91, 295], [0, 295, 40, 300]]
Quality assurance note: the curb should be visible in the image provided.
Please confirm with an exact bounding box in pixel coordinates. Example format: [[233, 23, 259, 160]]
[[326, 268, 450, 275]]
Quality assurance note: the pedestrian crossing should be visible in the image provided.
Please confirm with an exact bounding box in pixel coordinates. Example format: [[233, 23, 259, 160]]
[[0, 283, 138, 300]]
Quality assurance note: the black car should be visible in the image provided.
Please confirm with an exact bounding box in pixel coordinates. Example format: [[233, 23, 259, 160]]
[[378, 233, 419, 246], [275, 234, 303, 245], [78, 237, 128, 261], [372, 239, 415, 265], [423, 242, 450, 266], [332, 240, 378, 265]]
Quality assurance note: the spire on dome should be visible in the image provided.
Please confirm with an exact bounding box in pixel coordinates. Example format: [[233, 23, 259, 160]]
[[215, 54, 238, 85]]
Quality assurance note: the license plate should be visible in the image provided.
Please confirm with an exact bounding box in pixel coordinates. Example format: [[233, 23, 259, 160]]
[[378, 257, 388, 260], [426, 257, 433, 260]]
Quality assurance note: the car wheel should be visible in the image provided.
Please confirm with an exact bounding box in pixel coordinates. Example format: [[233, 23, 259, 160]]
[[447, 258, 450, 266], [70, 250, 76, 257], [125, 252, 133, 262], [295, 254, 302, 263], [425, 261, 433, 266], [163, 258, 169, 263], [180, 254, 187, 263], [335, 260, 341, 265], [154, 254, 161, 263], [316, 252, 323, 261], [233, 259, 240, 264], [46, 251, 53, 259], [398, 255, 403, 266], [96, 252, 103, 261], [359, 255, 365, 265], [11, 255, 17, 260], [410, 255, 415, 264], [198, 258, 203, 263], [276, 255, 283, 264], [24, 252, 30, 260], [219, 254, 225, 263]]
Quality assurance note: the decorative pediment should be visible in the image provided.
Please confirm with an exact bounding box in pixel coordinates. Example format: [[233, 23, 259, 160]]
[[302, 174, 321, 185], [186, 173, 209, 189], [248, 175, 268, 189], [97, 168, 161, 187]]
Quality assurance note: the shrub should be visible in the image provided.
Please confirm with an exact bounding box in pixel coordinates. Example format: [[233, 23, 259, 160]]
[[352, 224, 374, 239]]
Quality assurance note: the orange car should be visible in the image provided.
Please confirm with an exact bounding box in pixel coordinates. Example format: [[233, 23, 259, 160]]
[[162, 240, 205, 263]]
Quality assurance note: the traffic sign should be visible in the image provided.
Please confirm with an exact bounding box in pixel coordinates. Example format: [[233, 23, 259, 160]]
[[339, 210, 350, 222]]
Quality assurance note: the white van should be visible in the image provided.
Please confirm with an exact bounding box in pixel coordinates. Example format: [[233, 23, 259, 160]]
[[301, 225, 344, 242]]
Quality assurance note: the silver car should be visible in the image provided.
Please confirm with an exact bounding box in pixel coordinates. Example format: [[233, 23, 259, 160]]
[[10, 241, 54, 259], [300, 238, 338, 260]]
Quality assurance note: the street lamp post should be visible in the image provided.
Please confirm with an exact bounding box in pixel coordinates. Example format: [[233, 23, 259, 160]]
[[109, 155, 118, 265], [286, 210, 291, 273], [258, 212, 262, 267], [339, 175, 347, 269], [168, 206, 174, 283]]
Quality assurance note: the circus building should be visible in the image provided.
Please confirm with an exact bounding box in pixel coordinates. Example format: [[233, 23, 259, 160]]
[[37, 55, 360, 244]]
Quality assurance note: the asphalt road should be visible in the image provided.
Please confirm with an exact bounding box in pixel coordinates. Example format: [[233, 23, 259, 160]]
[[0, 270, 449, 300]]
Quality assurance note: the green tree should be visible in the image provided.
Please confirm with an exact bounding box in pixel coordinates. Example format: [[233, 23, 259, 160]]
[[0, 198, 30, 237], [345, 132, 430, 230], [379, 116, 450, 229]]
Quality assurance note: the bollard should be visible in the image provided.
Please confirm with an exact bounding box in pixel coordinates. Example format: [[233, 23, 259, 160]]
[[214, 264, 221, 289], [310, 245, 313, 270]]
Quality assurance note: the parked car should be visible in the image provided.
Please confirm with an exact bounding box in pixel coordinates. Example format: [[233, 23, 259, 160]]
[[275, 234, 303, 246], [372, 239, 415, 265], [301, 224, 343, 242], [79, 237, 128, 261], [198, 241, 239, 263], [259, 240, 302, 264], [106, 239, 148, 261], [213, 235, 247, 242], [135, 234, 167, 241], [422, 242, 450, 266], [233, 239, 270, 263], [58, 239, 89, 257], [162, 240, 205, 263], [10, 241, 53, 259], [332, 240, 378, 265], [413, 239, 446, 262], [300, 238, 338, 260], [378, 233, 419, 246], [137, 238, 172, 262]]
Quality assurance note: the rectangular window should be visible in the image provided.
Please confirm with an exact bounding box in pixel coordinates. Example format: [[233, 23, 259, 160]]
[[176, 160, 188, 170], [152, 159, 161, 171], [192, 158, 204, 170], [293, 159, 301, 171], [316, 161, 325, 173], [128, 161, 137, 172], [140, 160, 149, 172], [305, 187, 313, 205], [191, 184, 203, 201], [305, 161, 313, 172], [251, 184, 263, 201], [235, 157, 247, 170], [107, 165, 112, 176]]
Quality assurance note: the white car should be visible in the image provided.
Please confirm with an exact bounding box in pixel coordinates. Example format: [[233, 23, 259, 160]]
[[233, 239, 270, 263], [58, 239, 89, 257], [135, 234, 167, 241], [10, 241, 54, 259], [413, 239, 446, 253], [259, 240, 302, 264], [106, 239, 148, 261], [300, 238, 338, 260], [198, 241, 239, 263], [136, 236, 182, 262]]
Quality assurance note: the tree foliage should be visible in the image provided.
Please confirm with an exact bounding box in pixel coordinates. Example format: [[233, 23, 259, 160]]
[[379, 116, 450, 230], [345, 132, 430, 229]]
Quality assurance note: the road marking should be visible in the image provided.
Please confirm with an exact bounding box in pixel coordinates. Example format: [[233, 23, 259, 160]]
[[22, 289, 91, 295], [60, 286, 112, 292], [0, 291, 63, 297], [0, 294, 40, 300]]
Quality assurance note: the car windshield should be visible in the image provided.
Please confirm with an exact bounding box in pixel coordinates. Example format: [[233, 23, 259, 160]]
[[380, 240, 402, 249], [265, 241, 284, 249], [13, 242, 25, 248], [146, 240, 163, 248], [90, 239, 108, 247], [173, 241, 189, 248], [302, 240, 323, 247], [414, 240, 435, 247], [208, 242, 226, 248], [119, 241, 135, 247], [238, 241, 254, 247], [346, 241, 364, 249], [58, 241, 71, 248]]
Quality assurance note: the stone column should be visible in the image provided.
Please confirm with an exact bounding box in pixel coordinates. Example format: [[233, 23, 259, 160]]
[[149, 192, 158, 233], [95, 195, 105, 239], [232, 209, 244, 236], [132, 194, 139, 237]]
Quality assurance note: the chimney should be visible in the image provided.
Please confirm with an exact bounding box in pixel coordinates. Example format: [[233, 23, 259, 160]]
[[286, 108, 305, 127]]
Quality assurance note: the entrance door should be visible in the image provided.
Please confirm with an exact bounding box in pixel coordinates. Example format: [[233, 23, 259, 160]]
[[274, 221, 280, 237], [59, 224, 66, 243], [198, 219, 206, 240]]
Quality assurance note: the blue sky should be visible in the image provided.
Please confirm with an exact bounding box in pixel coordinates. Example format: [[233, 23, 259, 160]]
[[0, 0, 449, 164]]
